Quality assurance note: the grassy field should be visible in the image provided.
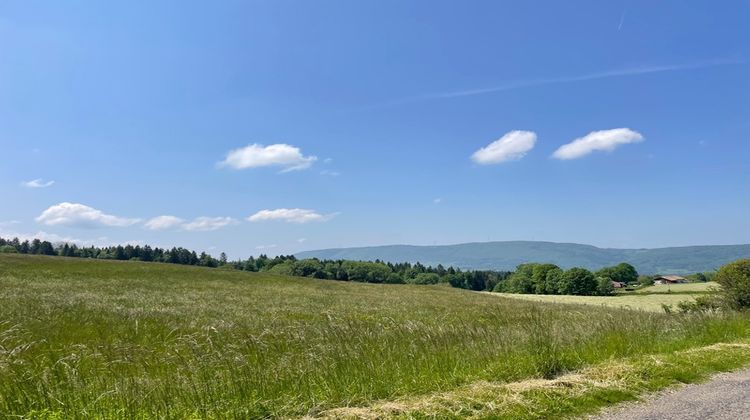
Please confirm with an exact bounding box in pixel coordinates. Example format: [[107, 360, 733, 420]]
[[1, 254, 750, 418], [493, 282, 721, 312], [635, 281, 720, 294]]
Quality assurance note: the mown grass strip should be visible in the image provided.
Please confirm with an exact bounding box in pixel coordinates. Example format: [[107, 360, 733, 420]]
[[315, 342, 750, 419]]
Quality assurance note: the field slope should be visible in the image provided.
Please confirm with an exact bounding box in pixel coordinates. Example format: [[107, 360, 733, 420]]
[[1, 254, 750, 418]]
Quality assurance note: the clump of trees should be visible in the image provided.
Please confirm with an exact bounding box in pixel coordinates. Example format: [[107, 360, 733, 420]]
[[664, 260, 748, 314], [497, 262, 639, 296], [714, 259, 750, 310]]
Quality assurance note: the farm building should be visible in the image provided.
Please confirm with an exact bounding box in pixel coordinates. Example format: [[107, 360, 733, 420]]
[[611, 281, 626, 288], [653, 275, 687, 285]]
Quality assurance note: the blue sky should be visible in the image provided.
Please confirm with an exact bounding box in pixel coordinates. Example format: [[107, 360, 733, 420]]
[[2, 1, 749, 258]]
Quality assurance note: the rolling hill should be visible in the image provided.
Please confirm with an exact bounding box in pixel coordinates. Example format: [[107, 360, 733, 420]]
[[295, 241, 750, 274]]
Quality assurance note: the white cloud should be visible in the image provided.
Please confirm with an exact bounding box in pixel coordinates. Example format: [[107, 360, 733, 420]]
[[255, 244, 278, 250], [433, 198, 443, 204], [36, 202, 140, 228], [182, 216, 237, 231], [552, 128, 644, 160], [323, 158, 333, 164], [297, 238, 307, 243], [320, 170, 341, 177], [248, 208, 337, 224], [0, 220, 21, 227], [144, 215, 185, 231], [219, 143, 317, 172], [22, 179, 55, 188], [471, 130, 537, 164]]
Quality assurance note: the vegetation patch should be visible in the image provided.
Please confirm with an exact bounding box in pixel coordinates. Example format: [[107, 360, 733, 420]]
[[316, 342, 750, 419], [2, 254, 750, 418]]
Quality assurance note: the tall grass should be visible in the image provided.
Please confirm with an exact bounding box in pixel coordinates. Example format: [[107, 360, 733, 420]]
[[1, 254, 749, 418]]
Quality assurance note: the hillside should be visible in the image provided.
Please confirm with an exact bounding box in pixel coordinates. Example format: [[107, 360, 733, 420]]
[[295, 241, 750, 274]]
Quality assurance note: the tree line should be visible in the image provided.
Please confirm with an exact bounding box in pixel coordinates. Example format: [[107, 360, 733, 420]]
[[1, 235, 640, 295], [227, 255, 512, 291], [0, 236, 224, 267]]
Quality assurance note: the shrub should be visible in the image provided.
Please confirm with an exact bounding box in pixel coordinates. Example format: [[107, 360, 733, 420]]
[[385, 273, 405, 284], [267, 261, 294, 276], [638, 275, 655, 286], [409, 273, 440, 285], [0, 245, 17, 253], [676, 295, 723, 313], [596, 276, 615, 296], [714, 259, 750, 309]]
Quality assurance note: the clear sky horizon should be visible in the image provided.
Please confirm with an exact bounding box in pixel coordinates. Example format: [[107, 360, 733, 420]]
[[2, 1, 749, 258]]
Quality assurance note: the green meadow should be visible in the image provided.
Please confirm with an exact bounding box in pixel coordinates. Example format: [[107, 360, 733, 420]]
[[1, 254, 750, 418]]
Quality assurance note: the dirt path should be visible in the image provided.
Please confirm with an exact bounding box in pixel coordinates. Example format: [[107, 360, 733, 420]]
[[594, 368, 750, 419]]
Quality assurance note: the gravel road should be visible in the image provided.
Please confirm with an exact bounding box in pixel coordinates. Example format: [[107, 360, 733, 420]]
[[594, 368, 750, 419]]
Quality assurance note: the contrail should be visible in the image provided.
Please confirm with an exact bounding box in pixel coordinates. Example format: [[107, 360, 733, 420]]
[[397, 57, 745, 103]]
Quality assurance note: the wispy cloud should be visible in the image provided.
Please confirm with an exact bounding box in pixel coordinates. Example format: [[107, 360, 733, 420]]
[[182, 217, 237, 232], [144, 215, 185, 231], [248, 208, 338, 224], [22, 179, 55, 188], [397, 58, 743, 102]]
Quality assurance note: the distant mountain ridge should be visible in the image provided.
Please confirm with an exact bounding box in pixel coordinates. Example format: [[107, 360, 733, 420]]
[[295, 241, 750, 274]]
